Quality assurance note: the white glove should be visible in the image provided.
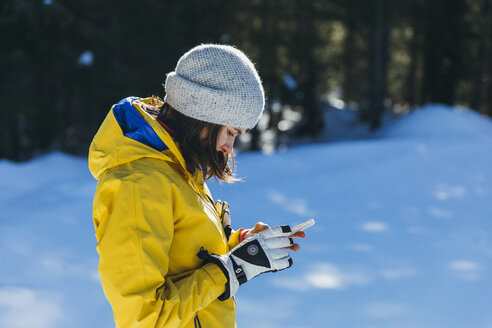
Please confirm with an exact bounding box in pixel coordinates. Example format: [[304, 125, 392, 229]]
[[198, 225, 294, 300]]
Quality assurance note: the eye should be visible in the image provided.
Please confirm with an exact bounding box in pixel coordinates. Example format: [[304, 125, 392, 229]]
[[227, 130, 235, 137]]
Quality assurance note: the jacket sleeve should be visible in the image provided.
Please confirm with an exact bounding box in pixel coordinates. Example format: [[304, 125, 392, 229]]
[[227, 229, 244, 249], [93, 169, 227, 328]]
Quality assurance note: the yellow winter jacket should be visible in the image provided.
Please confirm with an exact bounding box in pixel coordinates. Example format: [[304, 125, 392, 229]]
[[89, 97, 243, 328]]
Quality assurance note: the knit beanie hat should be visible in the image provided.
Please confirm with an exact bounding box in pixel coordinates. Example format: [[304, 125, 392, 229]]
[[164, 44, 265, 129]]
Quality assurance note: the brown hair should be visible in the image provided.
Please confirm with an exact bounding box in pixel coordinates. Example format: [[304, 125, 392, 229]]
[[145, 96, 238, 183]]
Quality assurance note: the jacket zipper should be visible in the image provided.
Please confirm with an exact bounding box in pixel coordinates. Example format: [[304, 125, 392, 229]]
[[197, 192, 221, 223]]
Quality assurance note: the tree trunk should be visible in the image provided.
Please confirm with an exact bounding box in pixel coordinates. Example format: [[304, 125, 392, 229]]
[[482, 0, 492, 116], [368, 0, 389, 130]]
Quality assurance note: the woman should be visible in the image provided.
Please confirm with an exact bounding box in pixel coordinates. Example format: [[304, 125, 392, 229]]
[[89, 44, 305, 328]]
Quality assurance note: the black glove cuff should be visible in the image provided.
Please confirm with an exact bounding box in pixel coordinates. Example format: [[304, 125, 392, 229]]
[[197, 247, 231, 301], [224, 225, 232, 240]]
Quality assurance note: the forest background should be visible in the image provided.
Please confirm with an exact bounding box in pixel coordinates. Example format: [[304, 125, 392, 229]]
[[1, 0, 491, 161]]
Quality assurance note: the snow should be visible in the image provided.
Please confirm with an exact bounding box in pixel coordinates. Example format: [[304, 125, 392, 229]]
[[283, 74, 297, 90], [78, 51, 94, 67], [1, 105, 492, 328], [379, 104, 492, 140]]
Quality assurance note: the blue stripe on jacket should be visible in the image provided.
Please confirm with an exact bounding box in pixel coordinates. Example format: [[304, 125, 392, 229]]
[[194, 315, 202, 328], [112, 97, 168, 152]]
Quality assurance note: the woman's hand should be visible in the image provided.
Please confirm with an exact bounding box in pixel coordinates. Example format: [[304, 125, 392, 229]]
[[215, 200, 232, 239], [215, 200, 231, 227], [243, 222, 306, 252]]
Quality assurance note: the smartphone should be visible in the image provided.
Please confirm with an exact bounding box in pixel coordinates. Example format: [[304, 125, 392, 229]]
[[291, 219, 316, 233]]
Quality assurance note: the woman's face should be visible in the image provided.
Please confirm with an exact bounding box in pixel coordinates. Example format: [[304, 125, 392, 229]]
[[215, 126, 246, 154], [199, 125, 246, 153]]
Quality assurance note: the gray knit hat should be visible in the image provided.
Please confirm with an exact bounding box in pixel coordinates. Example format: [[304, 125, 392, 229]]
[[164, 44, 265, 129]]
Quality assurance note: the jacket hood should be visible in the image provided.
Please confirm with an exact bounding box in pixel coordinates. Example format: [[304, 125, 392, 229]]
[[88, 97, 190, 181]]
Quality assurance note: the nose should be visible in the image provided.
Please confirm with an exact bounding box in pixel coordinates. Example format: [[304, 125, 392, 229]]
[[220, 142, 233, 154]]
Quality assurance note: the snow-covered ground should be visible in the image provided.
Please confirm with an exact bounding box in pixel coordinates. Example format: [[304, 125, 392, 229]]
[[1, 105, 491, 328]]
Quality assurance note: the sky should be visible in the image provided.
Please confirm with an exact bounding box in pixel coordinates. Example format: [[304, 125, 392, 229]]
[[1, 104, 491, 328]]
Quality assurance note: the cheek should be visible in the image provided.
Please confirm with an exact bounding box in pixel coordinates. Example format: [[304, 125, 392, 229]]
[[216, 133, 226, 150]]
